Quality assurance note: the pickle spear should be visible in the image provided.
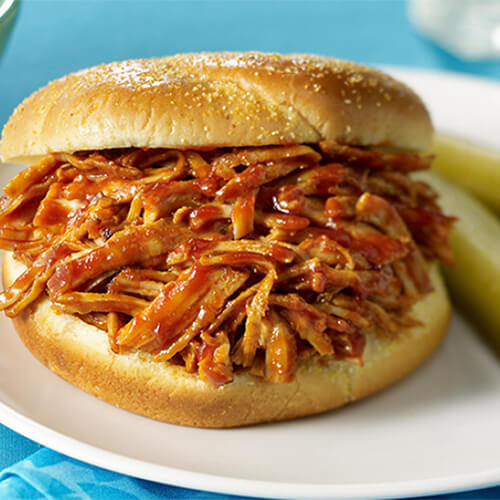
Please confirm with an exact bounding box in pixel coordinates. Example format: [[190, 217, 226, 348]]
[[418, 171, 500, 354], [430, 134, 500, 214]]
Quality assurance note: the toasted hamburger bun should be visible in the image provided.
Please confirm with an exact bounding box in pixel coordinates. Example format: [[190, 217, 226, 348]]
[[3, 252, 450, 428], [0, 53, 449, 428], [0, 52, 431, 162]]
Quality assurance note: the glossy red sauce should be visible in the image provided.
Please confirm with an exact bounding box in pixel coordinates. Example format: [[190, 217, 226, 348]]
[[0, 143, 455, 385], [122, 263, 212, 350]]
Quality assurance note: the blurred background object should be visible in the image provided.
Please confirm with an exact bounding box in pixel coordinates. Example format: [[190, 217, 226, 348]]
[[0, 0, 18, 61], [409, 0, 500, 60]]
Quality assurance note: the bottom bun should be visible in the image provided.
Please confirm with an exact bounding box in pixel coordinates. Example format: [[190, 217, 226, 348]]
[[3, 251, 451, 428]]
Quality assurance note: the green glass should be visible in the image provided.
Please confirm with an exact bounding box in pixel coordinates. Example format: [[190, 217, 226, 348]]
[[0, 0, 18, 60]]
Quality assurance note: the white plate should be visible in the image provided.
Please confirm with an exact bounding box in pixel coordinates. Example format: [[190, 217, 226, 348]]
[[0, 69, 500, 500]]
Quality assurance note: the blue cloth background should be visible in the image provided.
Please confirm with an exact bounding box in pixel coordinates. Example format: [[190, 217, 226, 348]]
[[0, 0, 499, 498]]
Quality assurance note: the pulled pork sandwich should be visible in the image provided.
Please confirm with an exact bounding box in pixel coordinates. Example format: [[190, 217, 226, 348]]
[[0, 53, 454, 427]]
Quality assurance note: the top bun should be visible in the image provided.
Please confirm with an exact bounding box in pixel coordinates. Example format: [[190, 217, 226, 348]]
[[0, 52, 432, 162]]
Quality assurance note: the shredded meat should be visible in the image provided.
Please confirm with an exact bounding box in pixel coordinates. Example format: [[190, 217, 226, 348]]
[[0, 143, 455, 385]]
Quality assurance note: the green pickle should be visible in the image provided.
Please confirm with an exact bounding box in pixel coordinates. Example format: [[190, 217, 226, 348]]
[[418, 171, 500, 355], [430, 134, 500, 215]]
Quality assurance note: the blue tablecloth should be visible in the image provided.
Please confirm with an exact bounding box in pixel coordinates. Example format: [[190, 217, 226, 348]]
[[0, 1, 499, 498]]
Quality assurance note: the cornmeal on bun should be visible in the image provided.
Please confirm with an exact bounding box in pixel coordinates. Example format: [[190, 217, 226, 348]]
[[0, 53, 453, 427]]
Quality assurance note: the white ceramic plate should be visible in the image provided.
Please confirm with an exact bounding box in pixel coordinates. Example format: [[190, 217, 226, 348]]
[[0, 69, 499, 500]]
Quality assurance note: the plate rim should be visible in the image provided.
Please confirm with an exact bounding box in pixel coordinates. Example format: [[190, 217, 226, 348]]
[[1, 387, 500, 500], [1, 67, 500, 499]]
